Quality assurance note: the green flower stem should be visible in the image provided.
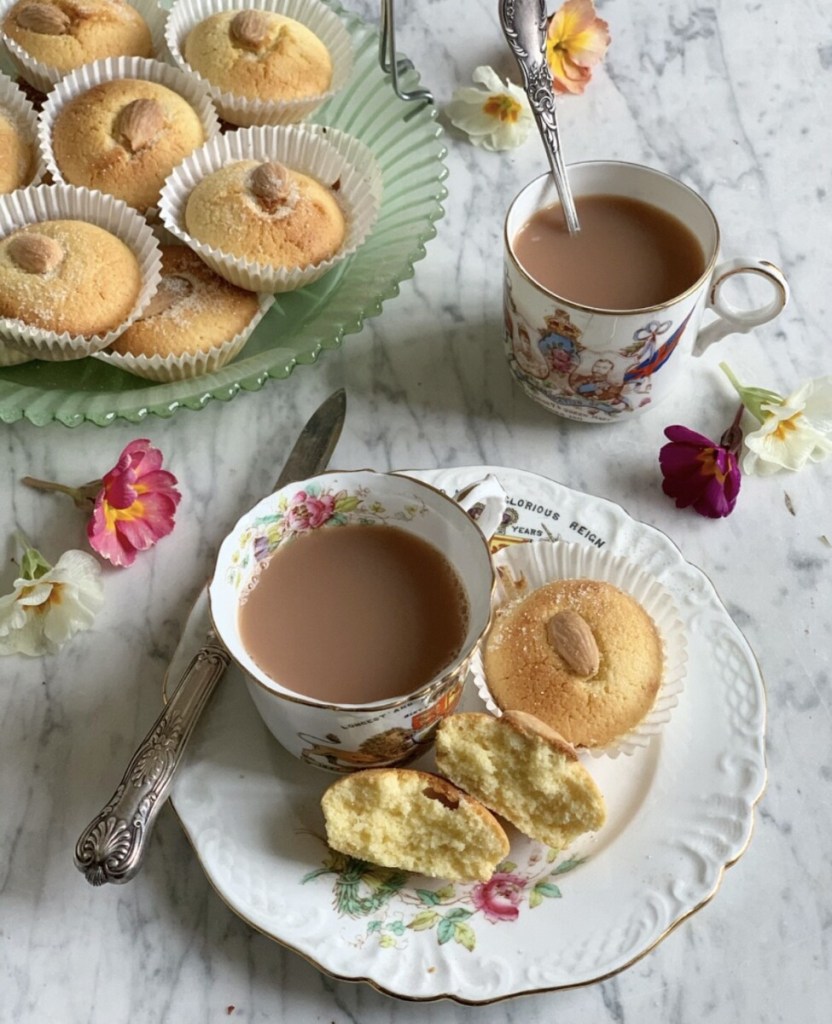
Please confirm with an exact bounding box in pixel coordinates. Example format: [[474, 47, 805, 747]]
[[21, 475, 101, 511], [720, 362, 783, 425]]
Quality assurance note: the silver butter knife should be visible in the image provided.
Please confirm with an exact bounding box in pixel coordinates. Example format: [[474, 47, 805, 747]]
[[74, 389, 347, 886]]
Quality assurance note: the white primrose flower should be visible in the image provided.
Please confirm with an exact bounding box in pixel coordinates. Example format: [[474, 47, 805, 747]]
[[741, 376, 832, 476], [0, 542, 104, 657], [446, 66, 533, 152]]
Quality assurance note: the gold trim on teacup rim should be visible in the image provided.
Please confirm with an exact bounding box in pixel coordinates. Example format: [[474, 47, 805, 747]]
[[504, 160, 722, 316], [207, 469, 498, 713]]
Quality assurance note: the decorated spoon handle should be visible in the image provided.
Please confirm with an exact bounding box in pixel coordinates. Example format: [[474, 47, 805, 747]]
[[499, 0, 580, 234], [73, 630, 230, 886]]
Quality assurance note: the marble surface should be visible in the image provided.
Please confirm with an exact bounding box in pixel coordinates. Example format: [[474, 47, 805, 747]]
[[1, 0, 830, 1020]]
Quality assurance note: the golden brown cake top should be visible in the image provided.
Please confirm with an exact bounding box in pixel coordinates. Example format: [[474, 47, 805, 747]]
[[183, 9, 332, 101], [0, 107, 34, 194], [184, 159, 346, 270], [51, 78, 206, 210], [483, 578, 663, 748], [110, 245, 260, 358], [0, 219, 141, 336], [3, 1, 152, 73]]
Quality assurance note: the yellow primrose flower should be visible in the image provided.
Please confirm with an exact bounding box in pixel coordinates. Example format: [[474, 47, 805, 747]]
[[722, 363, 832, 475], [0, 537, 103, 657], [446, 66, 533, 151], [546, 0, 611, 95]]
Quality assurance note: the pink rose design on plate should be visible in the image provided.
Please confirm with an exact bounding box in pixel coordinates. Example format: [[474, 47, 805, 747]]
[[284, 490, 337, 532], [470, 872, 527, 923]]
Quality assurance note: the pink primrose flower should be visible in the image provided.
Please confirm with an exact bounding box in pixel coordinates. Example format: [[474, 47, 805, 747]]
[[87, 440, 181, 567]]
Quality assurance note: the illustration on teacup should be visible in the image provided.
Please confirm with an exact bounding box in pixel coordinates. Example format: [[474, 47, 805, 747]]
[[503, 274, 695, 420]]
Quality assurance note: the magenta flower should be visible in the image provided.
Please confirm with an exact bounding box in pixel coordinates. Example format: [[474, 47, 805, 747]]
[[284, 490, 337, 532], [470, 872, 527, 923], [659, 409, 743, 518]]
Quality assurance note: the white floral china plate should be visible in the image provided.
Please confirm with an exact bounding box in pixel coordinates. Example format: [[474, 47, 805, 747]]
[[164, 465, 766, 1003]]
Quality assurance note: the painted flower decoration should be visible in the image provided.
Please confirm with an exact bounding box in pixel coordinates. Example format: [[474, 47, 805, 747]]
[[284, 489, 337, 533], [546, 0, 611, 95], [722, 364, 832, 476], [659, 409, 743, 518], [446, 66, 533, 151], [23, 439, 181, 568], [470, 871, 527, 923], [0, 535, 104, 656]]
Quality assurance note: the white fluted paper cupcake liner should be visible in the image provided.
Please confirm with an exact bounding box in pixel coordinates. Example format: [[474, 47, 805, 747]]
[[93, 288, 274, 380], [165, 0, 353, 126], [0, 70, 46, 189], [38, 55, 220, 213], [158, 123, 381, 293], [0, 183, 162, 361], [0, 338, 30, 365], [0, 0, 167, 94], [469, 539, 688, 758]]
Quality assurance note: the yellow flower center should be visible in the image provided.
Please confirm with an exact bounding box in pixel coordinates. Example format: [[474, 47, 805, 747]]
[[483, 93, 522, 123], [103, 482, 149, 531], [771, 411, 803, 441], [696, 448, 727, 484]]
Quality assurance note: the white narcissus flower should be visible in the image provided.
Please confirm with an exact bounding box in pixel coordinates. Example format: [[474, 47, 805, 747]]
[[446, 66, 533, 152], [0, 542, 104, 657], [741, 377, 832, 476]]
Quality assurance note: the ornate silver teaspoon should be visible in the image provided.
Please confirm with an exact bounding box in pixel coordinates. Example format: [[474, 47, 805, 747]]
[[499, 0, 581, 234]]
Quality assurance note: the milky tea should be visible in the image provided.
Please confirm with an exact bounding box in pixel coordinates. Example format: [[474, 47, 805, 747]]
[[238, 524, 470, 705], [512, 194, 706, 310]]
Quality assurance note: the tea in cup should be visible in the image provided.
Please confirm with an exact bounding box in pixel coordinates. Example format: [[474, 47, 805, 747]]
[[503, 160, 789, 423], [208, 470, 506, 772]]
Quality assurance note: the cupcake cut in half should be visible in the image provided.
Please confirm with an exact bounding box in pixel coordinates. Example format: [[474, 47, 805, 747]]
[[321, 768, 510, 883], [435, 711, 606, 851]]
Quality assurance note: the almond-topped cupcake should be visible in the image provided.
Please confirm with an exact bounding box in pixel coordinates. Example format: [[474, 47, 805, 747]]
[[183, 9, 332, 103], [184, 159, 346, 270], [2, 0, 153, 74], [50, 77, 208, 210], [0, 219, 142, 336], [469, 540, 688, 757], [483, 579, 663, 750], [108, 244, 261, 359]]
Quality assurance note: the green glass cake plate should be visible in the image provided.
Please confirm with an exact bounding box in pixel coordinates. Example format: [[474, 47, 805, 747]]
[[0, 4, 447, 427]]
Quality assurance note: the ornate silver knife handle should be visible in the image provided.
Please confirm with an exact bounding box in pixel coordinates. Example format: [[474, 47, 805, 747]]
[[499, 0, 580, 234], [74, 630, 230, 886]]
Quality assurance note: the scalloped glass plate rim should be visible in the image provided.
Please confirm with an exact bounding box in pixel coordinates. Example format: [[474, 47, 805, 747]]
[[163, 465, 767, 1003], [0, 3, 447, 427]]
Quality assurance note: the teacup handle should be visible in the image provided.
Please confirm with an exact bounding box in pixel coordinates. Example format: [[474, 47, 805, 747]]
[[693, 257, 789, 355], [453, 475, 508, 542]]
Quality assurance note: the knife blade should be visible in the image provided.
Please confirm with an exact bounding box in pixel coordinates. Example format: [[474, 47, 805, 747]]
[[74, 389, 347, 886]]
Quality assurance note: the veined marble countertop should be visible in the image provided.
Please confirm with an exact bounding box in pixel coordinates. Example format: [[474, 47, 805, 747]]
[[1, 0, 830, 1021]]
